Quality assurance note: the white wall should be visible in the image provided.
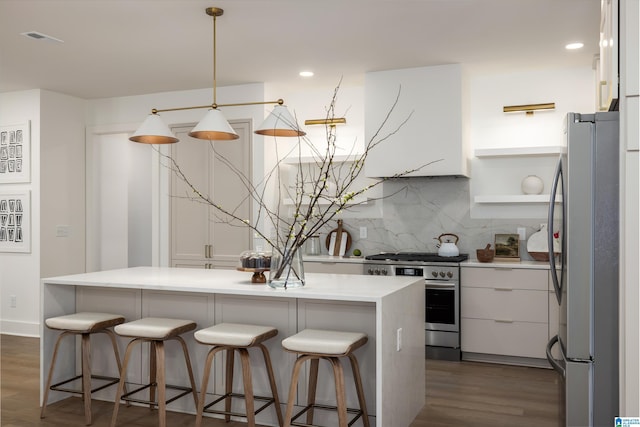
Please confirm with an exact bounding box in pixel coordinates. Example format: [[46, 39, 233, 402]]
[[0, 90, 41, 336], [86, 84, 267, 269], [469, 66, 596, 218], [0, 89, 86, 336]]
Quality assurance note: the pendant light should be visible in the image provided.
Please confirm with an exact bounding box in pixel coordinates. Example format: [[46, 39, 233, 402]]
[[129, 6, 305, 144]]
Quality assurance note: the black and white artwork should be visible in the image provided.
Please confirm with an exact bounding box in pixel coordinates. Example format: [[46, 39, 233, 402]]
[[0, 122, 30, 183], [0, 191, 30, 253]]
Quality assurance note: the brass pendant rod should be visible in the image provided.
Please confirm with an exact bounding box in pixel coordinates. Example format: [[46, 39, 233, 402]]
[[151, 99, 284, 114], [212, 8, 218, 106]]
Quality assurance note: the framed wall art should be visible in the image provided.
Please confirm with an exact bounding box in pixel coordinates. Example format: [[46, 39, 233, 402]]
[[0, 191, 31, 253], [494, 233, 520, 262], [0, 121, 30, 183]]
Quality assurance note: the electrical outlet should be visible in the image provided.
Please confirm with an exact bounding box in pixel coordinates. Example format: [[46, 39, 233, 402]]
[[56, 225, 70, 237], [359, 226, 367, 239], [10, 295, 16, 308], [396, 327, 403, 352]]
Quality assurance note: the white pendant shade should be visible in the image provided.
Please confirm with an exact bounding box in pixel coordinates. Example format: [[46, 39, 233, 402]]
[[189, 109, 239, 140], [255, 105, 306, 137], [129, 113, 179, 144]]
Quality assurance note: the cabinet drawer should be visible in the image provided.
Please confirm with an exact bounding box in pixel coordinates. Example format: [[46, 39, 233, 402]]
[[461, 318, 548, 359], [303, 262, 363, 275], [461, 267, 547, 290], [461, 287, 547, 323]]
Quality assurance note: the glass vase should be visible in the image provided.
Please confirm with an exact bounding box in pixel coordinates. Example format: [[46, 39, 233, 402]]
[[268, 246, 305, 289]]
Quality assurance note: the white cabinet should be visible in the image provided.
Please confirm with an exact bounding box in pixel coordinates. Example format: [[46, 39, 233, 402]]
[[597, 0, 619, 111], [364, 64, 470, 178], [303, 259, 364, 275], [461, 266, 549, 362], [170, 121, 251, 269], [548, 271, 561, 360]]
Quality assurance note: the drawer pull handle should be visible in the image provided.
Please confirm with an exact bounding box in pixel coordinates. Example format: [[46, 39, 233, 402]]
[[494, 287, 513, 291], [494, 319, 513, 323]]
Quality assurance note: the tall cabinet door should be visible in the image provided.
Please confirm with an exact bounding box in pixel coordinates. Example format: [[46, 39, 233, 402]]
[[170, 120, 251, 269]]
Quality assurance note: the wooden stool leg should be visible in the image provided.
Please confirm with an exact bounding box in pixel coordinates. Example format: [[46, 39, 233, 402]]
[[348, 354, 370, 427], [284, 355, 312, 427], [306, 358, 320, 425], [195, 347, 224, 427], [175, 336, 198, 407], [225, 348, 235, 422], [81, 333, 92, 425], [41, 330, 72, 419], [328, 357, 348, 427], [156, 341, 166, 427], [258, 343, 283, 426], [239, 349, 256, 426], [149, 341, 157, 411], [103, 329, 129, 406], [111, 338, 138, 427]]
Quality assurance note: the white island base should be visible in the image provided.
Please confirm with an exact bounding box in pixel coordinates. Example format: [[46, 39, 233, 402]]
[[41, 267, 425, 427]]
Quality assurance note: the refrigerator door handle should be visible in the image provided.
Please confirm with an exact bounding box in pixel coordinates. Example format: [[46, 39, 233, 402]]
[[548, 157, 563, 305], [546, 335, 565, 378]]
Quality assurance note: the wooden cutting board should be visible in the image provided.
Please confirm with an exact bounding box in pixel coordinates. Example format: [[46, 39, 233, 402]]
[[325, 219, 352, 256]]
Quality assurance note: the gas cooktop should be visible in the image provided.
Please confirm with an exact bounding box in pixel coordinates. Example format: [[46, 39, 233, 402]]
[[365, 252, 469, 263]]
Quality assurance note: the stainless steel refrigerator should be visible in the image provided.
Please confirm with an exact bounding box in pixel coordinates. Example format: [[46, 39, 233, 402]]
[[546, 111, 619, 427]]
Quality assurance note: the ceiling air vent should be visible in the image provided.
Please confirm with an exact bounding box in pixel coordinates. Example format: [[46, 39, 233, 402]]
[[20, 31, 63, 43]]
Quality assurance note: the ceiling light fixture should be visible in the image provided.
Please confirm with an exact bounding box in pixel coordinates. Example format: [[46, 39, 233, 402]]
[[130, 7, 305, 144], [299, 71, 314, 77], [565, 42, 584, 50]]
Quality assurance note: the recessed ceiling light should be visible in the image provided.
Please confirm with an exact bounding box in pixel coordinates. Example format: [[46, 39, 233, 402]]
[[20, 31, 64, 43], [565, 42, 584, 50], [299, 71, 314, 77]]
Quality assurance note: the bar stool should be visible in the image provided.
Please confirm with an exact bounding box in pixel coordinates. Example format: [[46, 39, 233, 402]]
[[110, 317, 198, 427], [41, 312, 125, 426], [282, 329, 370, 427], [193, 323, 283, 427]]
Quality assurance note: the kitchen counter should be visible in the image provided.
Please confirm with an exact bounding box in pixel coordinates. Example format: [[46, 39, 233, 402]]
[[40, 267, 424, 427], [303, 254, 366, 263], [304, 254, 551, 270], [462, 259, 551, 269]]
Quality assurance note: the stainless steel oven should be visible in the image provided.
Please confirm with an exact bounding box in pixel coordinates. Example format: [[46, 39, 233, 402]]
[[364, 252, 467, 361]]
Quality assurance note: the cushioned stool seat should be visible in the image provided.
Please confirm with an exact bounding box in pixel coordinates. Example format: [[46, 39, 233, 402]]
[[41, 312, 125, 426], [282, 329, 370, 427], [194, 323, 283, 427], [110, 318, 198, 427]]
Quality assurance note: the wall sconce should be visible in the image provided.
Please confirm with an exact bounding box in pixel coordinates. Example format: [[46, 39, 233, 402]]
[[304, 118, 347, 126], [503, 103, 555, 116]]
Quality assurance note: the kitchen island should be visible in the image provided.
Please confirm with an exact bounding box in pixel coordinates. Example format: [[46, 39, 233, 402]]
[[41, 267, 424, 427]]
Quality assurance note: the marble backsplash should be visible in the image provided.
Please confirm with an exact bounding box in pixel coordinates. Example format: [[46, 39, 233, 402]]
[[312, 176, 551, 261]]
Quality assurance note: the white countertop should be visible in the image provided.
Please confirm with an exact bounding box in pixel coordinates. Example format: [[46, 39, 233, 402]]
[[462, 259, 550, 269], [304, 254, 550, 270], [42, 266, 422, 303], [303, 255, 366, 263]]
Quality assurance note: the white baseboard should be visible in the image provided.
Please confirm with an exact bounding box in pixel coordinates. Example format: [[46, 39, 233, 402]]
[[1, 319, 40, 337]]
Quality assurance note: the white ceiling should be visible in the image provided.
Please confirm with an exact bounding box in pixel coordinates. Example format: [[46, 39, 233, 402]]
[[0, 0, 601, 100]]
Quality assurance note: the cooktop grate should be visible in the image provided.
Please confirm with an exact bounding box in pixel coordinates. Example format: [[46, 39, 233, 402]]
[[364, 252, 469, 263]]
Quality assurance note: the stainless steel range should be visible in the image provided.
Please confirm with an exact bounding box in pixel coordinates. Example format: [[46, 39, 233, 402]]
[[364, 252, 468, 361]]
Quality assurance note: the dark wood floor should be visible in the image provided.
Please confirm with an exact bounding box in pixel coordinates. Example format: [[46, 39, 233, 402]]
[[1, 334, 561, 426]]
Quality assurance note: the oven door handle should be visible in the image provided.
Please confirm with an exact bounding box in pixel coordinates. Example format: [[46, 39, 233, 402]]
[[424, 281, 456, 289]]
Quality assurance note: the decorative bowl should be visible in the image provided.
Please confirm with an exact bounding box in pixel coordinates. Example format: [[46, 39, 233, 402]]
[[476, 248, 495, 263]]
